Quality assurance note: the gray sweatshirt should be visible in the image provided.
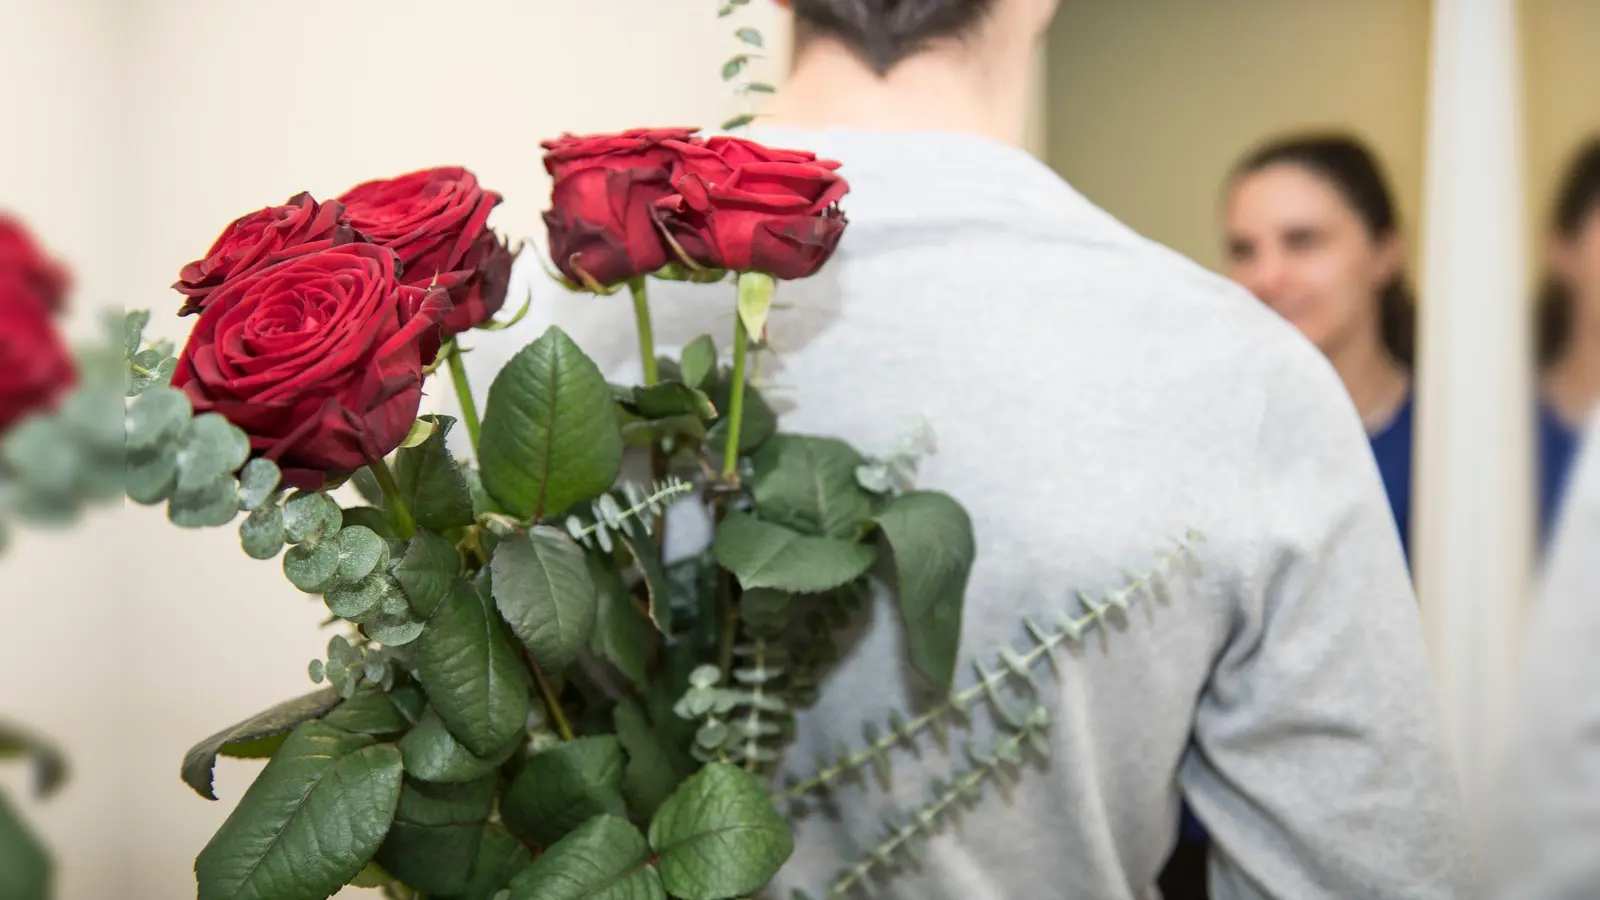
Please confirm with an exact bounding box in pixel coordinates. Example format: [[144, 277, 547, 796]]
[[1497, 411, 1600, 899], [461, 128, 1468, 899]]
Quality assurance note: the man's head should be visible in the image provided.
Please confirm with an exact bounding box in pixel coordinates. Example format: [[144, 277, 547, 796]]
[[788, 0, 1056, 75]]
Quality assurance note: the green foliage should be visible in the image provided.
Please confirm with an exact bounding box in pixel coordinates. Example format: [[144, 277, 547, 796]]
[[393, 528, 462, 617], [679, 335, 717, 390], [181, 688, 343, 800], [506, 815, 662, 900], [649, 764, 793, 900], [0, 789, 50, 900], [614, 698, 691, 819], [321, 681, 424, 737], [713, 512, 877, 594], [491, 526, 597, 673], [455, 825, 534, 899], [375, 777, 496, 895], [502, 736, 627, 846], [479, 326, 624, 520], [0, 723, 68, 799], [415, 580, 530, 757], [195, 723, 402, 900], [399, 709, 520, 784], [872, 491, 976, 693], [395, 415, 475, 532], [749, 435, 874, 539], [588, 554, 651, 689]]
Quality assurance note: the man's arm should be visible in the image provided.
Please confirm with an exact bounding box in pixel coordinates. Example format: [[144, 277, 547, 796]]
[[1182, 339, 1469, 898], [1495, 413, 1600, 899]]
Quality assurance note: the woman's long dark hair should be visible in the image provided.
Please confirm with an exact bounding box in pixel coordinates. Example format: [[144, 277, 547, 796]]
[[1536, 137, 1600, 368], [1231, 133, 1417, 368]]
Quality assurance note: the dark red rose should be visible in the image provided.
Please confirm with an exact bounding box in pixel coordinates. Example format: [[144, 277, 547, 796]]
[[541, 127, 700, 180], [0, 278, 76, 432], [657, 141, 849, 280], [544, 167, 675, 287], [337, 167, 508, 335], [0, 214, 71, 314], [174, 193, 353, 316], [171, 244, 449, 490]]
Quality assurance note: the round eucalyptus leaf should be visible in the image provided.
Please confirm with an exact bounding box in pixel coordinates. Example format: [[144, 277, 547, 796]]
[[695, 720, 728, 749], [236, 458, 281, 511], [239, 505, 286, 560], [336, 526, 388, 583], [168, 474, 242, 528], [3, 417, 75, 493], [125, 449, 179, 505], [283, 540, 340, 593], [283, 491, 342, 544], [125, 386, 191, 451], [378, 576, 412, 617], [308, 659, 325, 683], [366, 611, 426, 647], [59, 386, 123, 452], [176, 414, 252, 492], [325, 573, 386, 622]]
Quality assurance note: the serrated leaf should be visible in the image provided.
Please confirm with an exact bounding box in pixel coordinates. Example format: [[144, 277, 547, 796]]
[[399, 708, 520, 784], [375, 777, 495, 895], [491, 526, 596, 673], [0, 784, 51, 900], [195, 723, 403, 900], [749, 435, 873, 539], [679, 335, 717, 390], [456, 825, 533, 900], [180, 688, 343, 800], [503, 736, 627, 846], [415, 580, 530, 757], [283, 540, 340, 593], [630, 382, 717, 421], [712, 512, 877, 594], [614, 699, 690, 819], [395, 415, 474, 531], [648, 763, 793, 900], [873, 491, 975, 693], [479, 326, 623, 519], [239, 505, 285, 560], [587, 555, 649, 690], [394, 529, 461, 617], [505, 815, 662, 900]]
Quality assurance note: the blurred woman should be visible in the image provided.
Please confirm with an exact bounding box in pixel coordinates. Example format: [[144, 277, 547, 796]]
[[1535, 137, 1600, 531], [1223, 134, 1418, 555]]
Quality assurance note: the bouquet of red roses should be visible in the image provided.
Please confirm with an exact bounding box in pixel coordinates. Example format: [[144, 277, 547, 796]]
[[124, 125, 979, 900]]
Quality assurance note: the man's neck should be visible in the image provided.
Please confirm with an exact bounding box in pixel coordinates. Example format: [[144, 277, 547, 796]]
[[1544, 308, 1600, 425], [764, 38, 1037, 148], [1328, 332, 1412, 431]]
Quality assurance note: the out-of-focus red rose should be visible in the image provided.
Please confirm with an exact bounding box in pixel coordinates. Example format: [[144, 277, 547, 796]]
[[656, 138, 849, 280], [539, 128, 702, 288], [0, 278, 76, 432], [337, 167, 509, 335], [170, 244, 448, 490], [174, 193, 353, 317], [0, 214, 71, 314]]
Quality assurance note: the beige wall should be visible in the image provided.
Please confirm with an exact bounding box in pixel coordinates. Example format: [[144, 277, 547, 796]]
[[3, 2, 787, 898], [1044, 0, 1432, 274], [1522, 0, 1600, 264]]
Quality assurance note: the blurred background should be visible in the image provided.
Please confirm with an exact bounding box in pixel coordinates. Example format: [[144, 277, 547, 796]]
[[0, 1, 1595, 897]]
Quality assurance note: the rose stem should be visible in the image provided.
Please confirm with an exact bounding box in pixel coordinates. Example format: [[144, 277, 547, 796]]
[[445, 349, 481, 455], [523, 644, 575, 741], [629, 278, 659, 386], [365, 455, 417, 541], [721, 315, 749, 483]]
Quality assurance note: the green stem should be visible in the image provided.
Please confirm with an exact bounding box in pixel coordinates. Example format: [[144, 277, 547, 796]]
[[717, 567, 738, 686], [365, 456, 416, 541], [446, 349, 481, 455], [721, 316, 749, 482], [526, 647, 575, 741], [630, 279, 659, 386]]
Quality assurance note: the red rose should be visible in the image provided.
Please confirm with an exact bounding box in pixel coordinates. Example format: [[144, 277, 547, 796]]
[[337, 167, 509, 335], [171, 244, 448, 490], [0, 280, 76, 432], [174, 193, 353, 316], [657, 141, 849, 280], [541, 127, 700, 180], [540, 128, 704, 288], [0, 214, 71, 313]]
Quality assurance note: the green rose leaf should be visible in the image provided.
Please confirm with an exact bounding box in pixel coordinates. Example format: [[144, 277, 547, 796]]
[[394, 415, 475, 532], [238, 505, 285, 560], [614, 699, 690, 819], [479, 326, 623, 520], [179, 688, 343, 800], [679, 335, 717, 391], [195, 722, 402, 900], [399, 708, 520, 784], [705, 378, 776, 455], [341, 505, 394, 539], [0, 789, 50, 900], [617, 531, 672, 635], [506, 814, 662, 900], [502, 736, 627, 846], [393, 529, 461, 617], [749, 435, 874, 539], [321, 682, 423, 737], [648, 763, 792, 900], [490, 526, 596, 673], [415, 580, 530, 757], [374, 777, 495, 895], [630, 381, 717, 421], [872, 490, 975, 693], [587, 555, 649, 690], [455, 824, 533, 900], [712, 512, 877, 594]]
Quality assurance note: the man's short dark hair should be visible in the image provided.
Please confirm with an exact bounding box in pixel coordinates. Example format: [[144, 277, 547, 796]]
[[791, 0, 997, 75]]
